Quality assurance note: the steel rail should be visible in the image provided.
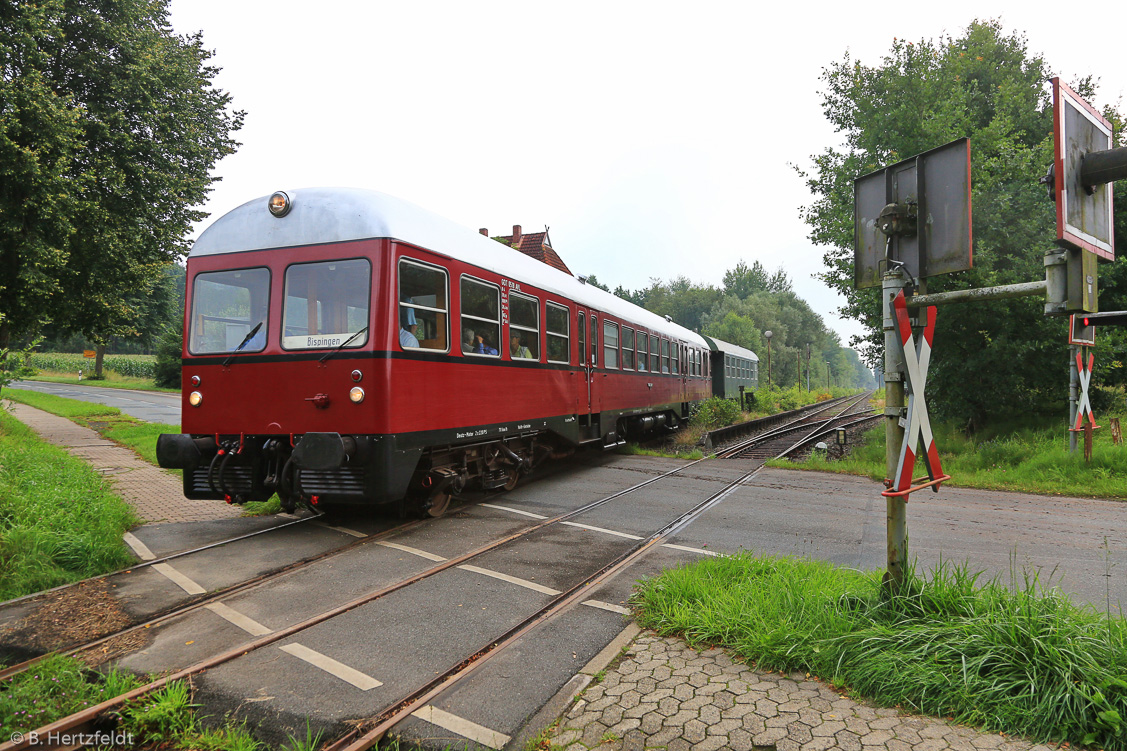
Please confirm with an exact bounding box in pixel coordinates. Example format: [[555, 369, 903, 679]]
[[0, 511, 322, 611], [702, 393, 861, 449], [0, 457, 708, 751], [716, 392, 874, 459], [730, 387, 879, 460], [328, 451, 778, 750]]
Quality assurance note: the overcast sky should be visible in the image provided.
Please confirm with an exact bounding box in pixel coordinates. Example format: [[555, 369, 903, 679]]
[[167, 1, 1127, 350]]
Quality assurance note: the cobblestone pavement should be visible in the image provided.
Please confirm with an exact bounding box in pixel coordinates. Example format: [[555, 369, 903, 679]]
[[7, 402, 242, 525], [552, 632, 1057, 751]]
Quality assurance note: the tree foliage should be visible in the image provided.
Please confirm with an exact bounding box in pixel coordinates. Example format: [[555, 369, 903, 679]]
[[0, 0, 241, 349], [800, 20, 1127, 430]]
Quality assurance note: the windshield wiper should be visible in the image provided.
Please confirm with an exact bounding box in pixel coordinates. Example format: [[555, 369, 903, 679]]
[[222, 322, 263, 366], [320, 327, 369, 363]]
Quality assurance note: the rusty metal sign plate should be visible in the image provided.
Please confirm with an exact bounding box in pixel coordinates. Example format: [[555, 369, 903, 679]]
[[854, 138, 973, 289], [1053, 77, 1114, 260]]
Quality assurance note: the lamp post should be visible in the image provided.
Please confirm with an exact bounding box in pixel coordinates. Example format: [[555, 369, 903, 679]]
[[764, 330, 773, 391], [825, 360, 831, 390]]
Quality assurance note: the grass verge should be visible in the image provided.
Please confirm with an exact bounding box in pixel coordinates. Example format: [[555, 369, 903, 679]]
[[0, 655, 263, 749], [0, 408, 139, 601], [770, 419, 1127, 499], [2, 388, 282, 517], [632, 553, 1127, 750], [3, 387, 176, 466]]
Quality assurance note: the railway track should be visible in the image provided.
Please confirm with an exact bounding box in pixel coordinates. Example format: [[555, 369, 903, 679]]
[[1, 408, 872, 751], [713, 391, 877, 460]]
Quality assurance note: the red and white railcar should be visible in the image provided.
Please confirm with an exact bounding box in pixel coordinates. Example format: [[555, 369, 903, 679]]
[[157, 188, 713, 515]]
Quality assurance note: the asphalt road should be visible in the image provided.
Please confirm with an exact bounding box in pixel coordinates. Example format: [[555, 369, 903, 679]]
[[10, 380, 181, 424]]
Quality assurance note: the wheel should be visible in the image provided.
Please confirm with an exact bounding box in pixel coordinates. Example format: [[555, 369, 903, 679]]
[[502, 468, 519, 492], [422, 489, 451, 518]]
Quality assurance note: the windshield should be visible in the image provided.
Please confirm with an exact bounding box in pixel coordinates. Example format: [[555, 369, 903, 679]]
[[189, 268, 271, 355], [283, 258, 371, 350]]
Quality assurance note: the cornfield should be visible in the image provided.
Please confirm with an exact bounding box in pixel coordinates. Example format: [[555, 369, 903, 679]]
[[28, 352, 157, 380]]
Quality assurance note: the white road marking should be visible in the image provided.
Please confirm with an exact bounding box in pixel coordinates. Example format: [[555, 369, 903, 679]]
[[377, 541, 447, 561], [317, 522, 367, 538], [560, 521, 643, 540], [478, 503, 548, 519], [123, 532, 155, 561], [457, 565, 561, 595], [279, 643, 382, 690], [662, 543, 719, 557], [582, 600, 631, 615], [412, 705, 511, 749], [204, 602, 273, 636], [151, 563, 206, 595]]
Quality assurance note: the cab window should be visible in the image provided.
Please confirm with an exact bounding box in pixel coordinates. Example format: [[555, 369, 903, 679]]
[[399, 259, 449, 351], [189, 267, 271, 355], [282, 259, 370, 350]]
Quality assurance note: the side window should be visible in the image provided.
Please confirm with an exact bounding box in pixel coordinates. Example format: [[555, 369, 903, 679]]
[[283, 259, 370, 351], [661, 338, 670, 374], [578, 312, 586, 365], [671, 342, 680, 375], [590, 315, 598, 366], [509, 292, 540, 360], [621, 327, 635, 370], [649, 334, 660, 372], [637, 332, 648, 372], [603, 320, 619, 369], [547, 302, 570, 363], [399, 259, 448, 351], [460, 276, 501, 357]]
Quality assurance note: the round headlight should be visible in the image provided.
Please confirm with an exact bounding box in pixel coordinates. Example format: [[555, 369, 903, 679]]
[[189, 391, 203, 407], [268, 191, 292, 217], [349, 387, 365, 403]]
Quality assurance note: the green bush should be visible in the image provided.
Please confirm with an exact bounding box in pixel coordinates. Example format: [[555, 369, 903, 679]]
[[690, 397, 741, 429], [154, 327, 183, 389]]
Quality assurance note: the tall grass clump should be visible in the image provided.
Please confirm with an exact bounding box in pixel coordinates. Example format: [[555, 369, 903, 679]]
[[0, 408, 138, 600], [633, 553, 1127, 750]]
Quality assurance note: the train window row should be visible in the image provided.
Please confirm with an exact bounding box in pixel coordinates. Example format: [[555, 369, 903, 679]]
[[724, 354, 757, 381], [398, 257, 708, 375]]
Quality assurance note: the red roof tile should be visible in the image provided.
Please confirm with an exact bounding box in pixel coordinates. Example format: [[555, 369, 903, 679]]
[[496, 230, 573, 276]]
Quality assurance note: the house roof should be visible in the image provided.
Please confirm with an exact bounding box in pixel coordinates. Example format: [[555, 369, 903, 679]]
[[496, 230, 573, 276]]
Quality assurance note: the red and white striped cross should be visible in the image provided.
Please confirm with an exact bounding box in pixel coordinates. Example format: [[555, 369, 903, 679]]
[[891, 290, 944, 492], [1074, 349, 1098, 431]]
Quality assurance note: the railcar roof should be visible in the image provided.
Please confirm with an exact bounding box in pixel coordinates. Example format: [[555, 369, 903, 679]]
[[701, 334, 759, 361], [191, 187, 706, 346]]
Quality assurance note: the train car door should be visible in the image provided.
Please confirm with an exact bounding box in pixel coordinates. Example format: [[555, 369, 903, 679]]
[[577, 307, 599, 440]]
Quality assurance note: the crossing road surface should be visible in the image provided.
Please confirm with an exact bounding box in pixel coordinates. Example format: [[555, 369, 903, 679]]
[[9, 380, 181, 424]]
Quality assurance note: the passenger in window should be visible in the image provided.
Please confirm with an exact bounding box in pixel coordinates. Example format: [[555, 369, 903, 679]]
[[462, 326, 476, 354], [475, 333, 499, 355], [400, 307, 419, 348], [510, 332, 533, 359]]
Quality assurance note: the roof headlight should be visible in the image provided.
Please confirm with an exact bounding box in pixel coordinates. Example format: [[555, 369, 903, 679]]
[[349, 387, 365, 404], [189, 391, 203, 407], [268, 191, 292, 217]]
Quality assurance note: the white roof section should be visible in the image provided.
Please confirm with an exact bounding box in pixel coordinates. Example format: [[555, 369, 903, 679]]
[[701, 334, 759, 362], [191, 187, 707, 347]]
